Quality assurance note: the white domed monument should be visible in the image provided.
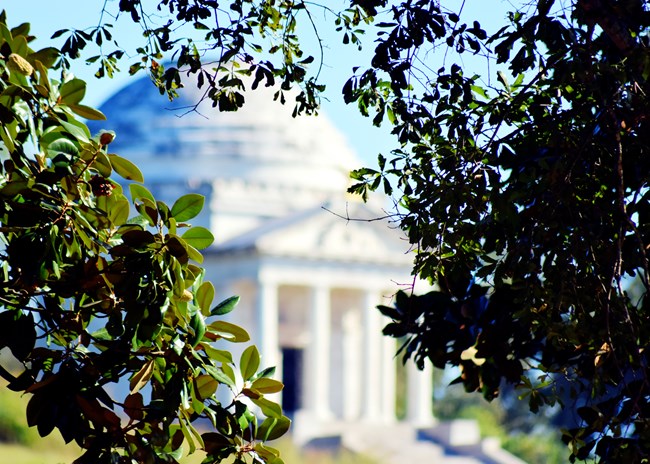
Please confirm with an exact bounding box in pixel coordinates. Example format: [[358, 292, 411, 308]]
[[92, 72, 526, 464]]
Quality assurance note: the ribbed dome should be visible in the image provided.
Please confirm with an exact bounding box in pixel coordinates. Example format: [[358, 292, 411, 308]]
[[91, 73, 360, 194]]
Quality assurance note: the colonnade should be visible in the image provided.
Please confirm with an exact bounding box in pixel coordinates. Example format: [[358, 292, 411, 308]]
[[255, 279, 434, 425]]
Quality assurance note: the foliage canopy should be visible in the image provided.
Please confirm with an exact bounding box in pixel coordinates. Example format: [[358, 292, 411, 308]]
[[8, 0, 650, 462], [0, 12, 288, 464]]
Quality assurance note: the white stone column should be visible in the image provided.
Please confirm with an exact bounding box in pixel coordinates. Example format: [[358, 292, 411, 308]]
[[406, 359, 435, 426], [305, 285, 333, 419], [362, 290, 383, 421], [257, 280, 280, 374], [381, 331, 397, 423], [342, 309, 362, 420]]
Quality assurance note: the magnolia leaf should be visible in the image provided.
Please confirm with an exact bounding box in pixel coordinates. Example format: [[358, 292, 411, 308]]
[[194, 374, 219, 400], [93, 152, 112, 177], [130, 183, 156, 203], [182, 226, 214, 250], [109, 199, 130, 226], [68, 104, 106, 120], [207, 321, 250, 343], [251, 378, 284, 394], [195, 281, 215, 316], [251, 397, 282, 419], [28, 47, 60, 68], [59, 118, 90, 143], [109, 154, 144, 182], [211, 295, 240, 316], [205, 365, 236, 387], [59, 78, 86, 105], [47, 138, 79, 158], [123, 393, 144, 420], [189, 311, 207, 347], [171, 193, 204, 221], [240, 345, 260, 381], [257, 416, 291, 441], [129, 359, 155, 394], [179, 419, 196, 455], [197, 342, 233, 364]]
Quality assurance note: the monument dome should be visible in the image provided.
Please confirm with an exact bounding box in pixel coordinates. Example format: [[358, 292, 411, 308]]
[[94, 73, 359, 193]]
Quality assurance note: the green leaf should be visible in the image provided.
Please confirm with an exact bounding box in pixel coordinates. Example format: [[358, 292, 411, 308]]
[[28, 47, 60, 68], [58, 117, 90, 143], [205, 365, 236, 387], [194, 374, 219, 400], [251, 378, 284, 394], [109, 154, 144, 182], [59, 78, 86, 105], [47, 138, 79, 158], [171, 193, 204, 221], [130, 183, 156, 203], [109, 199, 130, 226], [179, 418, 196, 455], [257, 416, 291, 441], [182, 226, 214, 250], [68, 104, 106, 120], [129, 359, 155, 394], [93, 152, 112, 177], [198, 343, 233, 364], [240, 345, 260, 381], [207, 321, 250, 343], [470, 84, 488, 98], [196, 281, 215, 316], [211, 295, 240, 316], [185, 243, 204, 264], [251, 397, 282, 418], [189, 311, 207, 347]]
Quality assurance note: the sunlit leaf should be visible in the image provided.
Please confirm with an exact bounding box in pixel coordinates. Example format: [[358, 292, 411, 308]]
[[68, 103, 106, 120], [251, 378, 284, 394], [240, 345, 260, 381], [129, 359, 155, 394], [194, 374, 219, 400], [182, 226, 214, 250], [109, 153, 144, 182], [207, 321, 250, 343], [171, 193, 204, 221], [59, 78, 86, 105], [211, 295, 240, 316], [196, 281, 215, 316]]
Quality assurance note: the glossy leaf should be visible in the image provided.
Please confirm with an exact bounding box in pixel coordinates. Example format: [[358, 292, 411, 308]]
[[109, 154, 144, 182], [59, 78, 86, 104], [251, 397, 282, 419], [194, 374, 219, 400], [240, 345, 260, 382], [129, 183, 156, 203], [207, 321, 250, 343], [171, 193, 204, 221], [211, 295, 240, 316], [129, 359, 155, 394], [68, 104, 106, 120], [182, 226, 214, 250], [195, 281, 215, 316], [251, 378, 284, 394]]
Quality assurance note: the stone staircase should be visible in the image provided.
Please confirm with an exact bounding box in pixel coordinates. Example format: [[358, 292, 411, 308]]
[[292, 415, 527, 464]]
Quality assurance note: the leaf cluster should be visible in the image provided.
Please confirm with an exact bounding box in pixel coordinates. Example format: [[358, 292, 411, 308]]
[[355, 1, 650, 461], [0, 12, 288, 464]]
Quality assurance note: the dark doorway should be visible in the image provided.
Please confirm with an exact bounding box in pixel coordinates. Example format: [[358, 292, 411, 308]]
[[281, 347, 303, 413]]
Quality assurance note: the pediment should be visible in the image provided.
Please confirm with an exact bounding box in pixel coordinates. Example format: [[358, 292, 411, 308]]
[[215, 202, 413, 266]]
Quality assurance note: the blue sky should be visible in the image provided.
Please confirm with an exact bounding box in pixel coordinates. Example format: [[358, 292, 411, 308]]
[[4, 1, 508, 166]]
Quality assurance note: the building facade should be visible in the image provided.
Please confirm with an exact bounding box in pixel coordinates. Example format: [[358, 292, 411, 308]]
[[93, 75, 525, 464]]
